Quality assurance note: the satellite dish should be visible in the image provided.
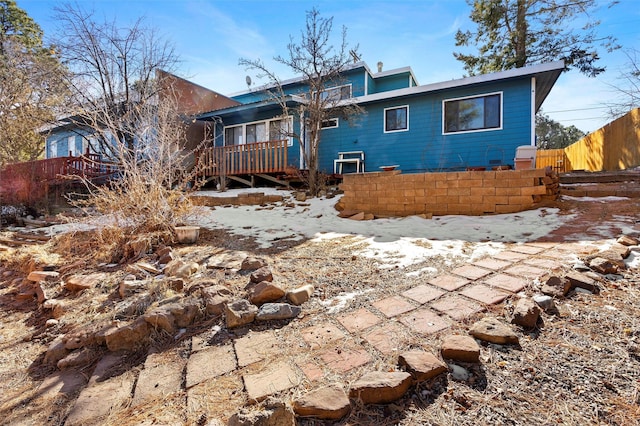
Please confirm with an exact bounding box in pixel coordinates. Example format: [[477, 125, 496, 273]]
[[245, 75, 252, 87]]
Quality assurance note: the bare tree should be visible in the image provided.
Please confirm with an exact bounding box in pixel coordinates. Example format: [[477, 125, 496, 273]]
[[239, 8, 363, 196], [607, 48, 640, 119], [53, 3, 179, 159], [52, 4, 202, 242]]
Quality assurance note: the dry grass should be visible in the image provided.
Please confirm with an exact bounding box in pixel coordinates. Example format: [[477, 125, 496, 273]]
[[0, 196, 638, 425]]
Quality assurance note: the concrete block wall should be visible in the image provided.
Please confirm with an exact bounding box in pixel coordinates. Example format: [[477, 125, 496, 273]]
[[340, 169, 553, 217]]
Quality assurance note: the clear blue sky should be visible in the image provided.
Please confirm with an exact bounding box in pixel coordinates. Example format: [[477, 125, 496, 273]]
[[18, 0, 640, 133]]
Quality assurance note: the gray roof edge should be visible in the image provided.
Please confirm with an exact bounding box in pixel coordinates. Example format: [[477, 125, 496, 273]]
[[354, 61, 565, 104]]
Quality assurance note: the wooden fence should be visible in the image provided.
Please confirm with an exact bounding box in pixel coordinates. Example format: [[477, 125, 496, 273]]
[[537, 108, 640, 172], [196, 140, 289, 178]]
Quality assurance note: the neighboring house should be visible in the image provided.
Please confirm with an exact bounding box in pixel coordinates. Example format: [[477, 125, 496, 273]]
[[196, 60, 564, 178], [43, 71, 240, 159]]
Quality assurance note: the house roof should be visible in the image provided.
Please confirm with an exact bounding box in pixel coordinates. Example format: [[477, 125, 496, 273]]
[[351, 61, 565, 112], [197, 95, 307, 121], [198, 61, 564, 121]]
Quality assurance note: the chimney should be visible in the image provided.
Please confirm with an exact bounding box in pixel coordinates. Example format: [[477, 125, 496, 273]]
[[377, 61, 383, 72]]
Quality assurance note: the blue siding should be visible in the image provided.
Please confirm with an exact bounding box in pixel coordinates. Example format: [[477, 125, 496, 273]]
[[318, 78, 532, 174], [371, 72, 413, 93]]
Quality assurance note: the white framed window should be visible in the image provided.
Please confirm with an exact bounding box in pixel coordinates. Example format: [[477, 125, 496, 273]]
[[321, 118, 339, 129], [384, 105, 409, 133], [443, 92, 502, 134], [320, 84, 352, 102], [224, 116, 294, 147]]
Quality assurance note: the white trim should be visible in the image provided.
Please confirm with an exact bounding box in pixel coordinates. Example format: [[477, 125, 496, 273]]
[[442, 92, 503, 135], [223, 116, 294, 146], [531, 77, 536, 146], [383, 105, 409, 133], [321, 118, 339, 129]]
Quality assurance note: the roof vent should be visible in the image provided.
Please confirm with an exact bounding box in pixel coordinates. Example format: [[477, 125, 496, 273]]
[[377, 61, 383, 72]]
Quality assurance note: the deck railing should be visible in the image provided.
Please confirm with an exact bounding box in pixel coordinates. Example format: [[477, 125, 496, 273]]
[[0, 154, 119, 185], [196, 139, 289, 177]]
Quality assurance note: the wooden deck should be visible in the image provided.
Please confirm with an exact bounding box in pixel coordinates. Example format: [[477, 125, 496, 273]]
[[0, 154, 119, 185], [195, 140, 291, 186]]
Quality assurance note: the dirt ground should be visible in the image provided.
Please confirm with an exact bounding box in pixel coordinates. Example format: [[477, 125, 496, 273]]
[[0, 194, 639, 425]]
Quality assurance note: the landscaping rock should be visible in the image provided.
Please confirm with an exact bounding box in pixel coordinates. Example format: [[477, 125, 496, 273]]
[[43, 299, 67, 319], [541, 275, 571, 297], [589, 257, 620, 275], [241, 256, 267, 271], [63, 328, 97, 350], [228, 400, 295, 426], [469, 317, 519, 345], [165, 259, 199, 278], [533, 294, 556, 312], [293, 384, 351, 420], [440, 335, 481, 363], [617, 235, 639, 246], [201, 285, 233, 316], [566, 271, 600, 294], [250, 267, 273, 283], [349, 371, 412, 404], [119, 278, 147, 298], [64, 273, 104, 292], [398, 350, 448, 382], [247, 281, 285, 305], [34, 281, 56, 304], [44, 335, 70, 365], [104, 317, 150, 351], [511, 298, 541, 328], [286, 284, 314, 305], [225, 299, 258, 328], [26, 270, 59, 282], [57, 348, 94, 370], [256, 303, 301, 321]]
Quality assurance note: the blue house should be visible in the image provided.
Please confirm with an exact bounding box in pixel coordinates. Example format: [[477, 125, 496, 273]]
[[196, 60, 564, 182]]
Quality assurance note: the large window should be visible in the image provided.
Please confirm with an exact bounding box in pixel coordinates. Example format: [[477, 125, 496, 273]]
[[320, 84, 352, 102], [224, 117, 293, 147], [443, 93, 502, 134], [384, 106, 409, 133]]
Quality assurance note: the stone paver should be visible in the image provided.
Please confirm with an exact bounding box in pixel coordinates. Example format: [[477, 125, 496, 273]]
[[132, 351, 185, 406], [372, 296, 416, 317], [364, 322, 409, 356], [504, 264, 547, 280], [451, 265, 492, 280], [428, 275, 470, 291], [234, 330, 280, 367], [301, 323, 347, 349], [36, 370, 88, 399], [186, 344, 236, 389], [493, 251, 530, 261], [320, 346, 372, 373], [187, 374, 244, 424], [337, 308, 381, 333], [243, 362, 300, 403], [402, 284, 445, 304], [399, 308, 451, 335], [296, 360, 324, 382], [429, 295, 484, 320], [472, 258, 512, 271], [523, 258, 562, 270], [66, 372, 136, 426], [509, 244, 545, 255], [483, 273, 528, 293], [461, 284, 510, 305]]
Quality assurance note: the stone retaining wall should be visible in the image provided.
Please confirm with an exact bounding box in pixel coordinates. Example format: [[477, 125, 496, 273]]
[[339, 169, 558, 217]]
